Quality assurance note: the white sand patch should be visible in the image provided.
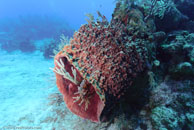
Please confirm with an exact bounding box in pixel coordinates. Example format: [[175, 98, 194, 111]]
[[0, 50, 79, 130]]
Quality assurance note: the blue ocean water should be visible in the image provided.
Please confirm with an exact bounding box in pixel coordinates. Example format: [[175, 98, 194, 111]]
[[0, 0, 194, 130]]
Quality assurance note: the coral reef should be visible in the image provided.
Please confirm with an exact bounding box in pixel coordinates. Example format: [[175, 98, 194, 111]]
[[125, 0, 194, 33], [149, 80, 194, 130], [41, 35, 70, 59], [157, 31, 194, 79], [52, 4, 153, 122], [50, 0, 194, 129], [0, 15, 74, 53], [40, 39, 58, 59], [1, 38, 36, 53], [174, 0, 194, 21], [154, 0, 194, 32]]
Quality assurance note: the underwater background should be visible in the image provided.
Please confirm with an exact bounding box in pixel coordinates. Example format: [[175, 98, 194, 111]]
[[0, 0, 193, 130]]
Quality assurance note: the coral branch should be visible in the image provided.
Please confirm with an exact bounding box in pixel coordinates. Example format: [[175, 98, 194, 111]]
[[50, 58, 78, 85]]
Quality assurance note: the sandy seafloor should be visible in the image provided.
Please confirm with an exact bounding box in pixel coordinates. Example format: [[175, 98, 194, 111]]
[[0, 49, 81, 130]]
